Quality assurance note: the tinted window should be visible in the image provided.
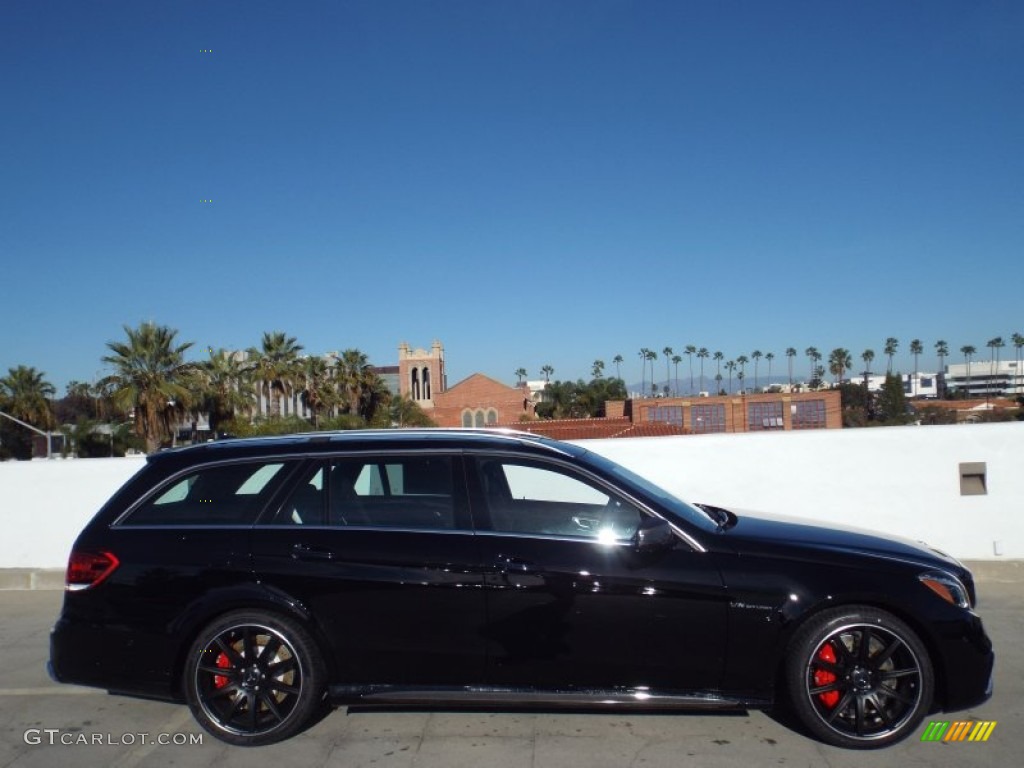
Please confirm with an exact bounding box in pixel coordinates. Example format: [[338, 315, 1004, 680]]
[[267, 455, 459, 531], [477, 458, 641, 541], [123, 461, 289, 526]]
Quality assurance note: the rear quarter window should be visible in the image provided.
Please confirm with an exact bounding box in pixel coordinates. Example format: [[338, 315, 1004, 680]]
[[120, 461, 290, 526]]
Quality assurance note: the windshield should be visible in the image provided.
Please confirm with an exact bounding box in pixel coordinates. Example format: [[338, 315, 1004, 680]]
[[578, 450, 720, 533]]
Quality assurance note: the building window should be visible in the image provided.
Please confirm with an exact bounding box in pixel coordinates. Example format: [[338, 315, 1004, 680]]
[[691, 403, 725, 433], [461, 410, 473, 428], [646, 406, 683, 427], [474, 410, 485, 428], [423, 368, 431, 400], [486, 409, 498, 425], [411, 369, 420, 400], [792, 399, 826, 429], [748, 401, 784, 431]]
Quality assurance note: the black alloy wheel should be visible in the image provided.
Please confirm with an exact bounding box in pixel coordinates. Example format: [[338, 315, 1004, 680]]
[[786, 606, 934, 749], [184, 611, 326, 746]]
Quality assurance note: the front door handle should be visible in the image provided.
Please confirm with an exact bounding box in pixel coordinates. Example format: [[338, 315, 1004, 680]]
[[291, 543, 335, 561]]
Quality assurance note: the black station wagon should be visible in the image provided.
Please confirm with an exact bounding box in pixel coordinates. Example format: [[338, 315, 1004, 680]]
[[49, 429, 993, 748]]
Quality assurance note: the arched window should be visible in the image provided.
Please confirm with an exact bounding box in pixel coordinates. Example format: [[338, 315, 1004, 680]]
[[410, 368, 420, 400], [461, 410, 473, 427], [486, 409, 498, 425], [423, 368, 431, 400], [474, 410, 485, 427]]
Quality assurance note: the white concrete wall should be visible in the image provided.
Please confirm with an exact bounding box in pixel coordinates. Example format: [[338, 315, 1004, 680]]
[[0, 457, 145, 569], [579, 422, 1024, 561], [0, 423, 1021, 570]]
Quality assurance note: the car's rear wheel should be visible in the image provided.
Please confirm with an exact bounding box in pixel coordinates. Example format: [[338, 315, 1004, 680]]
[[785, 606, 933, 749], [184, 610, 326, 746]]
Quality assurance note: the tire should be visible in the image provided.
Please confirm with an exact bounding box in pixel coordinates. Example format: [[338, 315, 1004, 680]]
[[785, 606, 934, 749], [184, 610, 326, 746]]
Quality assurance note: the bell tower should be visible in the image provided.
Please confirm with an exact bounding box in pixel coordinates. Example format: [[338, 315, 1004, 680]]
[[398, 340, 446, 408]]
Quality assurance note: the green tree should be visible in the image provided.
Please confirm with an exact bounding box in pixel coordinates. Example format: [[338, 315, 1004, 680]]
[[828, 348, 852, 386], [724, 360, 736, 394], [805, 347, 822, 388], [960, 345, 976, 397], [751, 350, 762, 390], [764, 351, 775, 387], [662, 347, 673, 395], [298, 355, 338, 429], [785, 347, 797, 387], [612, 354, 623, 380], [909, 339, 923, 382], [1012, 333, 1024, 397], [684, 345, 697, 394], [389, 395, 436, 427], [697, 348, 709, 392], [884, 337, 899, 373], [102, 322, 195, 453], [934, 340, 949, 397], [334, 349, 375, 417], [671, 354, 682, 397], [198, 349, 254, 434], [541, 364, 554, 383], [0, 365, 56, 459], [861, 349, 875, 390], [249, 331, 303, 419], [591, 360, 605, 380], [514, 367, 527, 385], [876, 373, 910, 424], [713, 351, 723, 386], [987, 337, 1005, 397]]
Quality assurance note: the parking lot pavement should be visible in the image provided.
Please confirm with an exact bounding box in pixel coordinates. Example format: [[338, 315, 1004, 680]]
[[1, 565, 1019, 768]]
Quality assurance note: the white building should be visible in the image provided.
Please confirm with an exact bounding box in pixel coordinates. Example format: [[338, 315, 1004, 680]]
[[944, 360, 1023, 398], [854, 372, 940, 398]]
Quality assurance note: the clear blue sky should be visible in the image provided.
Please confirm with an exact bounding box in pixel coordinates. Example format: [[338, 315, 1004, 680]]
[[2, 0, 1022, 392]]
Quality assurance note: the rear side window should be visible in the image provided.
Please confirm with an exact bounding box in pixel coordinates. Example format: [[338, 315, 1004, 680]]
[[121, 461, 290, 526]]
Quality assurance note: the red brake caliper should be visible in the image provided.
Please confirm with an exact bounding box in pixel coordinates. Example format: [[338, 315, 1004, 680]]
[[213, 652, 231, 689], [814, 642, 840, 708]]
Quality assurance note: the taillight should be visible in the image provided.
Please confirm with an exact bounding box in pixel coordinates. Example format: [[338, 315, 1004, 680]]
[[66, 550, 120, 591]]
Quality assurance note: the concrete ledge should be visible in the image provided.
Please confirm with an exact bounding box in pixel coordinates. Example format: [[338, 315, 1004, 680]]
[[0, 561, 1020, 590]]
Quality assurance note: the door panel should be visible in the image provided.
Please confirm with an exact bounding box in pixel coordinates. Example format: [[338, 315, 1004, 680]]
[[469, 455, 728, 692], [250, 454, 486, 686]]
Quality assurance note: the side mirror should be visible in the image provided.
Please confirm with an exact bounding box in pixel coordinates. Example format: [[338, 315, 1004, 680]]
[[634, 516, 676, 553]]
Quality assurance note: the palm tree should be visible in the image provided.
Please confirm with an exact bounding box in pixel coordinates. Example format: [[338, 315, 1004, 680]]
[[1013, 333, 1024, 397], [335, 348, 376, 417], [662, 347, 673, 395], [591, 360, 605, 380], [736, 355, 749, 392], [884, 337, 899, 374], [541, 365, 554, 383], [724, 360, 736, 394], [249, 331, 303, 419], [612, 354, 623, 380], [785, 347, 797, 387], [960, 345, 976, 397], [987, 337, 1005, 397], [910, 339, 923, 377], [751, 350, 763, 391], [697, 348, 709, 392], [713, 351, 723, 387], [684, 345, 697, 394], [828, 348, 852, 386], [638, 349, 648, 395], [298, 355, 338, 428], [102, 322, 195, 453], [861, 349, 875, 390], [645, 349, 658, 395], [199, 349, 254, 433], [0, 366, 56, 454], [765, 352, 775, 388], [934, 340, 949, 397], [805, 347, 821, 387], [671, 355, 682, 397], [514, 367, 527, 385]]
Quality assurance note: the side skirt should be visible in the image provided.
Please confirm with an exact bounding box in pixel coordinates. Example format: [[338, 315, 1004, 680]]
[[329, 685, 768, 711]]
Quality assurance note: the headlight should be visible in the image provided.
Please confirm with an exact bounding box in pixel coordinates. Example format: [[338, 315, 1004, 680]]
[[919, 571, 971, 609]]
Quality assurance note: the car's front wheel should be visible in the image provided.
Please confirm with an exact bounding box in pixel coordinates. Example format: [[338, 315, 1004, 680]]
[[785, 606, 934, 749], [184, 610, 326, 746]]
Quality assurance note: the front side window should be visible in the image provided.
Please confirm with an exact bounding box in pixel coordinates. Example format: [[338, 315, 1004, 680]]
[[123, 461, 289, 526], [476, 458, 641, 541]]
